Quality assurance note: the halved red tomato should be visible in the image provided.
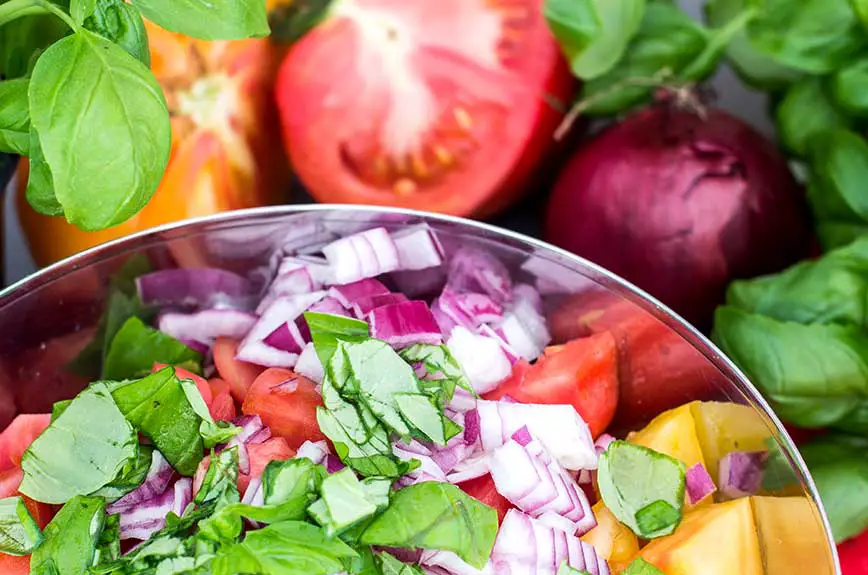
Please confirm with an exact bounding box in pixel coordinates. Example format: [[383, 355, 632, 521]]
[[242, 369, 325, 449], [275, 0, 573, 217], [458, 474, 513, 523], [0, 414, 50, 471], [485, 332, 619, 438]]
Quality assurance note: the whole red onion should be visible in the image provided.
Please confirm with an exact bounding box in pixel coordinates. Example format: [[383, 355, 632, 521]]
[[544, 104, 812, 331]]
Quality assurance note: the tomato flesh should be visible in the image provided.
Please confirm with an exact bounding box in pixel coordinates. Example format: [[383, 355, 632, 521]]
[[485, 333, 619, 438], [458, 474, 513, 523], [276, 0, 573, 217], [0, 414, 50, 471], [839, 529, 868, 575], [214, 338, 265, 403], [154, 363, 212, 406], [239, 437, 296, 494], [242, 369, 325, 449]]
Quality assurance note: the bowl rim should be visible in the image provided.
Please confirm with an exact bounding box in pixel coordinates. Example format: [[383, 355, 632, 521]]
[[0, 204, 840, 570]]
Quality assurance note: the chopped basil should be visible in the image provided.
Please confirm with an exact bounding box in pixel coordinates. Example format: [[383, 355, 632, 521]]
[[49, 400, 71, 423], [557, 561, 592, 575], [91, 444, 154, 501], [399, 343, 475, 401], [305, 311, 370, 366], [111, 367, 206, 476], [195, 448, 240, 507], [378, 552, 425, 574], [30, 496, 105, 575], [103, 316, 203, 380], [0, 496, 43, 556], [622, 558, 666, 574], [179, 377, 241, 448], [360, 482, 498, 569], [93, 513, 121, 565], [308, 469, 390, 536], [597, 441, 686, 538], [210, 521, 358, 575], [20, 383, 138, 504]]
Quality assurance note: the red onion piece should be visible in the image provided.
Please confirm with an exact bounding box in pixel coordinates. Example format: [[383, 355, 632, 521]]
[[436, 288, 504, 330], [369, 301, 442, 349], [107, 450, 174, 513], [172, 478, 192, 517], [295, 343, 325, 383], [323, 227, 400, 285], [263, 321, 306, 354], [136, 268, 255, 310], [392, 224, 445, 271], [594, 434, 615, 454], [351, 293, 409, 319], [237, 292, 326, 366], [511, 426, 533, 447], [241, 477, 264, 506], [420, 549, 490, 575], [158, 309, 257, 343], [463, 409, 480, 446], [477, 324, 521, 366], [117, 476, 192, 541], [686, 462, 716, 505], [719, 450, 768, 498], [447, 453, 491, 484], [447, 248, 513, 304], [390, 267, 447, 299], [446, 327, 512, 394], [295, 440, 330, 466], [325, 455, 346, 474], [327, 278, 390, 307]]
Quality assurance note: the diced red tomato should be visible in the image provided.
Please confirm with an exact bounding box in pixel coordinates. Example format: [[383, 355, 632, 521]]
[[839, 528, 868, 574], [242, 369, 325, 449], [238, 437, 297, 494], [0, 553, 30, 574], [209, 389, 237, 422], [0, 414, 50, 470], [485, 332, 619, 438], [208, 378, 231, 398], [458, 475, 513, 524], [0, 467, 23, 499], [21, 495, 55, 529], [214, 338, 264, 403], [193, 456, 209, 497], [153, 363, 212, 405]]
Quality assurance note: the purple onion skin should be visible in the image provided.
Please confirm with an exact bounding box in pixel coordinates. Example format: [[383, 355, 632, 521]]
[[544, 105, 812, 331]]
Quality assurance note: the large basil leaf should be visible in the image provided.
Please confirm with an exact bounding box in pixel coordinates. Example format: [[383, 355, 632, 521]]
[[776, 79, 851, 157], [0, 497, 43, 556], [103, 315, 202, 380], [130, 0, 269, 41], [833, 59, 868, 117], [30, 496, 105, 575], [20, 383, 138, 504], [28, 29, 170, 231], [0, 9, 70, 79], [850, 0, 868, 31], [744, 0, 866, 74], [25, 128, 63, 216], [0, 79, 30, 155], [713, 306, 868, 429], [725, 236, 868, 327], [705, 0, 802, 88], [360, 482, 498, 569], [72, 0, 150, 66], [545, 0, 645, 80]]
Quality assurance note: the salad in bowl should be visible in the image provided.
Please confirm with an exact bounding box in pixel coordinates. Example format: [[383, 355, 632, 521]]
[[0, 208, 837, 574]]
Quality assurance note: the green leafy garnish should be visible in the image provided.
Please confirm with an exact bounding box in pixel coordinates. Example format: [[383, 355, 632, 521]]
[[377, 552, 425, 575], [195, 448, 240, 507], [360, 482, 498, 569], [0, 78, 30, 155], [49, 400, 71, 422], [130, 0, 269, 41], [92, 444, 154, 501], [597, 441, 686, 539], [30, 496, 105, 575], [93, 513, 121, 565], [20, 383, 138, 504], [308, 469, 390, 536], [0, 496, 43, 556], [75, 0, 150, 65], [104, 316, 202, 380], [776, 78, 851, 157], [622, 557, 665, 575], [179, 377, 241, 448], [305, 312, 370, 366], [399, 343, 475, 402]]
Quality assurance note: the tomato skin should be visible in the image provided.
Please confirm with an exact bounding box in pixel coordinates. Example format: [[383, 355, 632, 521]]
[[153, 363, 212, 406], [214, 338, 264, 403], [275, 0, 574, 218], [239, 438, 296, 494], [0, 414, 51, 471], [0, 467, 23, 499], [0, 553, 30, 574], [209, 388, 237, 422], [242, 369, 325, 449], [458, 475, 513, 524], [839, 529, 868, 575], [485, 333, 619, 438]]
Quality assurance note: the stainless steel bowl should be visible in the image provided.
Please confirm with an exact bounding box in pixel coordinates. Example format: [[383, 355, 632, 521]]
[[0, 205, 839, 573]]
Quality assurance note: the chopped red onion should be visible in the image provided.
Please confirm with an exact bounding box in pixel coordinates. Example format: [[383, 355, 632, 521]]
[[449, 389, 478, 413], [322, 227, 400, 285], [237, 292, 326, 366], [447, 453, 491, 484], [390, 267, 447, 299], [369, 301, 442, 348], [447, 248, 513, 304], [235, 343, 299, 368], [325, 455, 346, 474], [263, 322, 306, 354], [117, 476, 192, 541], [328, 279, 390, 308], [511, 426, 533, 447], [719, 451, 767, 499], [436, 288, 504, 330], [107, 450, 174, 513], [158, 309, 257, 343], [241, 477, 264, 506], [594, 434, 615, 454], [464, 409, 480, 446], [295, 440, 330, 466], [429, 439, 473, 475], [180, 338, 210, 356], [513, 283, 543, 314], [420, 549, 491, 575], [172, 478, 193, 517], [351, 293, 409, 319], [432, 302, 458, 337], [475, 400, 597, 471], [136, 268, 255, 310], [477, 324, 520, 366], [270, 265, 316, 296], [393, 444, 448, 486], [392, 224, 445, 271], [295, 343, 325, 383], [686, 463, 716, 505], [446, 327, 512, 394]]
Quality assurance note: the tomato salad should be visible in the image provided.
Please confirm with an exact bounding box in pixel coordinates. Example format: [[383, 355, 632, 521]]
[[0, 225, 822, 574]]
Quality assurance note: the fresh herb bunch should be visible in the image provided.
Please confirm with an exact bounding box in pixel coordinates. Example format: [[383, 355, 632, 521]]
[[0, 0, 269, 231]]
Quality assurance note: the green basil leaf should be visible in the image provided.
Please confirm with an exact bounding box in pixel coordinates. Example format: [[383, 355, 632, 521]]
[[316, 406, 405, 478], [91, 444, 154, 501], [378, 552, 424, 575], [30, 495, 105, 575], [25, 128, 63, 216], [20, 383, 138, 504], [622, 558, 665, 575], [360, 482, 498, 569], [776, 78, 851, 157], [850, 0, 868, 30], [833, 59, 868, 117], [400, 343, 474, 401], [130, 0, 269, 41], [28, 29, 170, 231], [557, 561, 592, 575], [725, 236, 868, 326], [70, 0, 97, 23], [195, 447, 240, 506], [79, 0, 150, 66], [0, 11, 70, 79], [705, 0, 802, 88], [543, 0, 602, 72], [211, 521, 357, 575], [178, 377, 241, 448], [801, 435, 868, 542], [0, 79, 30, 155], [597, 440, 686, 539], [309, 469, 390, 537], [744, 0, 866, 74], [93, 513, 120, 565], [305, 312, 369, 366], [0, 496, 43, 556], [103, 316, 202, 380], [111, 367, 206, 475], [713, 306, 868, 429], [49, 400, 71, 422]]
